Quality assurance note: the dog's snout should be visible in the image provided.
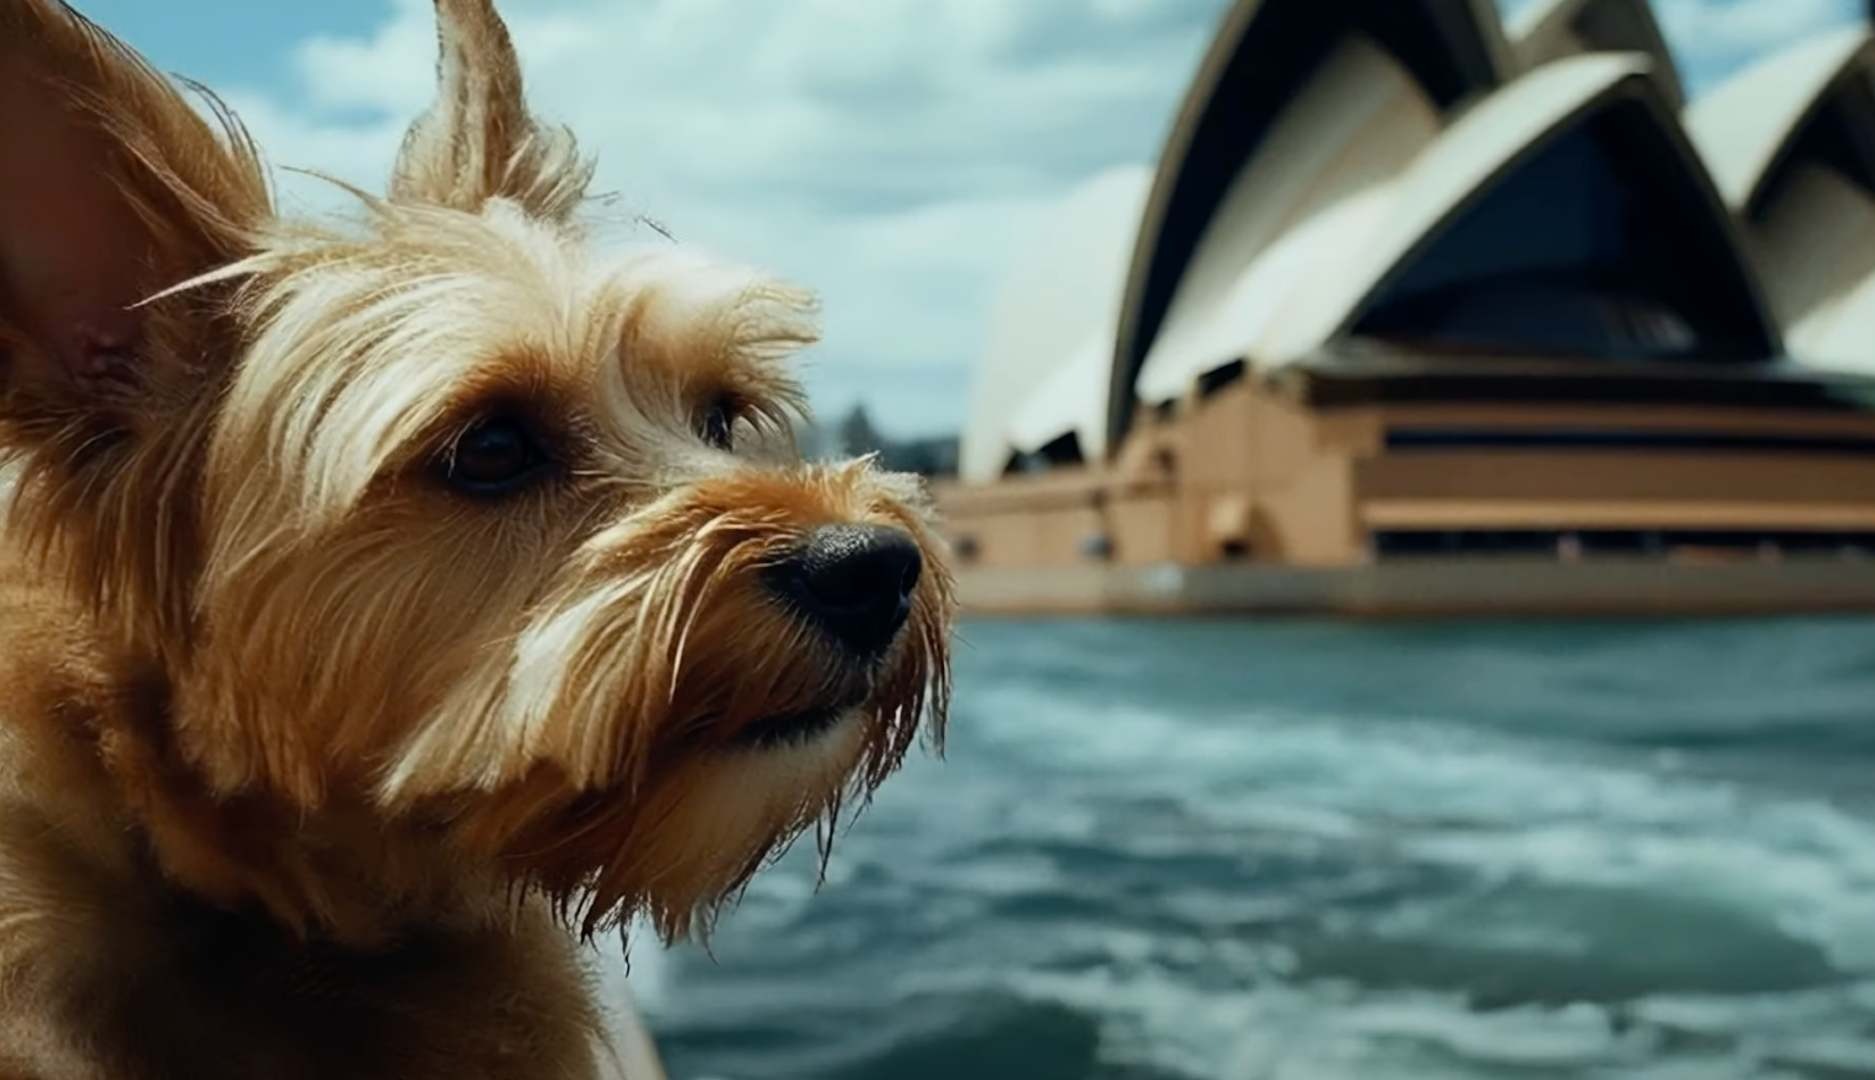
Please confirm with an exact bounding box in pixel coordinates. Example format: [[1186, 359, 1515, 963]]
[[768, 524, 921, 654]]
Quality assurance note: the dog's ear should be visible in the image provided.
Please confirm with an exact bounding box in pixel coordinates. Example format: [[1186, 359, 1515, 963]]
[[391, 0, 593, 220], [0, 0, 269, 430], [0, 2, 270, 645]]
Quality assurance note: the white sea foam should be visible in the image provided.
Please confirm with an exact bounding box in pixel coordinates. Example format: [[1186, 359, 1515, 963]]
[[898, 685, 1875, 1076], [634, 617, 1875, 1077]]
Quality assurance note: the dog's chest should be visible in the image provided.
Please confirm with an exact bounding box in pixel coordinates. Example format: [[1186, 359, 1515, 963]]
[[51, 899, 606, 1080]]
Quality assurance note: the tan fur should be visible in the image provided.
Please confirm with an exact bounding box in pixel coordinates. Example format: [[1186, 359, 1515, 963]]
[[0, 1, 952, 1075]]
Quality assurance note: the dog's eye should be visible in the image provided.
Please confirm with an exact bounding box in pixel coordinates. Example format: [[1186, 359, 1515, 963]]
[[445, 414, 551, 495], [699, 396, 737, 452]]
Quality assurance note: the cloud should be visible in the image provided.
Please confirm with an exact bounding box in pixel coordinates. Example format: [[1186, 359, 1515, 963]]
[[214, 0, 1867, 436], [1653, 0, 1860, 90], [1500, 0, 1859, 90], [220, 0, 1230, 436]]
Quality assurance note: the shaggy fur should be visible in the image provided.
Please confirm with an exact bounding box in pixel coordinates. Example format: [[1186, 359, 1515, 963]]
[[0, 0, 953, 1075]]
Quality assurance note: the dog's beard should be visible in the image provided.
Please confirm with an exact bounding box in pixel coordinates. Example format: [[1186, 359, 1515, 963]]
[[366, 469, 953, 940]]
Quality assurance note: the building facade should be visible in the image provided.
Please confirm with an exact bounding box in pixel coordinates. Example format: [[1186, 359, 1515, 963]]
[[940, 0, 1875, 615]]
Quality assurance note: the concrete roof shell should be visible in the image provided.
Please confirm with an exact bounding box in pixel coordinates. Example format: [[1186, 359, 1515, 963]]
[[957, 167, 1151, 483], [1104, 0, 1511, 451], [1691, 27, 1875, 375], [1687, 27, 1875, 214], [1509, 0, 1684, 105], [1134, 54, 1778, 403]]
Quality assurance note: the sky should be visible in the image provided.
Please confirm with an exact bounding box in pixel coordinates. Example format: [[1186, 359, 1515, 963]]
[[72, 0, 1868, 438]]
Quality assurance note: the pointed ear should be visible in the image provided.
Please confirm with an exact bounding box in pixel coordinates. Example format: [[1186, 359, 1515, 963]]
[[0, 0, 269, 424], [392, 0, 593, 220]]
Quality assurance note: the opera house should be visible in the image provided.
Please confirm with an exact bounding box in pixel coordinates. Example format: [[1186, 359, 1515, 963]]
[[938, 0, 1875, 615]]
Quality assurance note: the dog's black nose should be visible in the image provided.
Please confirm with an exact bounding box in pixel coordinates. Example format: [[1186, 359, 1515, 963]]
[[769, 524, 922, 654]]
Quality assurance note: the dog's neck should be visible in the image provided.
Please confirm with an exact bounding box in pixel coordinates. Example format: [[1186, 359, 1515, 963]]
[[111, 734, 507, 948], [0, 438, 521, 948], [0, 549, 610, 1074], [121, 701, 512, 949], [0, 554, 503, 949]]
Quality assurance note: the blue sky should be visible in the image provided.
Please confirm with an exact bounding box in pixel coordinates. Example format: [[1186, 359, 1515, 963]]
[[73, 0, 1866, 436]]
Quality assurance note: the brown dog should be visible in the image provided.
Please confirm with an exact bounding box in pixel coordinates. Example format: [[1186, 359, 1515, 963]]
[[0, 1, 952, 1074]]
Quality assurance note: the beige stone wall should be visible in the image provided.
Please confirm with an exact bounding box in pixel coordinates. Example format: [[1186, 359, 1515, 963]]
[[1358, 452, 1875, 530], [937, 377, 1875, 579], [936, 469, 1178, 569], [1108, 492, 1179, 564]]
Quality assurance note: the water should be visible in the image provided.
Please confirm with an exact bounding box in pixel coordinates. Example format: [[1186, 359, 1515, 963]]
[[622, 617, 1875, 1079]]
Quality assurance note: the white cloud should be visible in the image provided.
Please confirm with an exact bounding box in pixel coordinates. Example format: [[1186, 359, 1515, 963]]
[[1500, 0, 1858, 90], [221, 0, 1866, 436], [222, 0, 1228, 436], [1654, 0, 1858, 87]]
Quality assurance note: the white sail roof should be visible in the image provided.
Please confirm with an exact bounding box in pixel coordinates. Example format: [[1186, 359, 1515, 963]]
[[958, 166, 1150, 483], [961, 0, 1864, 484], [1756, 165, 1875, 374], [1005, 334, 1113, 459], [1137, 51, 1773, 397], [1509, 0, 1683, 105], [1105, 0, 1509, 451], [1133, 36, 1442, 403], [1694, 25, 1875, 375], [1340, 53, 1773, 351], [1686, 27, 1874, 213]]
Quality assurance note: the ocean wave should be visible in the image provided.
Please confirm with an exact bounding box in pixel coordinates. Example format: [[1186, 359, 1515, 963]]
[[637, 617, 1875, 1079]]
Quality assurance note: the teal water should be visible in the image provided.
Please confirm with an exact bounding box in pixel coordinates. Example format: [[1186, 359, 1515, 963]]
[[629, 617, 1875, 1079]]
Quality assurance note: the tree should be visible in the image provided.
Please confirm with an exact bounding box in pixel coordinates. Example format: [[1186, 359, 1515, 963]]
[[837, 404, 884, 458]]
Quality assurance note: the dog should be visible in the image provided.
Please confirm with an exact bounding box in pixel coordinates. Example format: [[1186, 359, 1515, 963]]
[[0, 0, 952, 1074]]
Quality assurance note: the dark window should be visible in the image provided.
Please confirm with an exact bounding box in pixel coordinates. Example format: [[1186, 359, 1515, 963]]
[[1036, 432, 1084, 467], [1079, 534, 1115, 561], [1375, 530, 1565, 557], [1374, 529, 1875, 559], [1384, 428, 1875, 455], [1197, 358, 1248, 399], [1006, 432, 1086, 474]]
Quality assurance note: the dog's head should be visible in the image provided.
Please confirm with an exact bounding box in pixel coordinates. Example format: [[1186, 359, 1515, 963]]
[[0, 0, 951, 939]]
